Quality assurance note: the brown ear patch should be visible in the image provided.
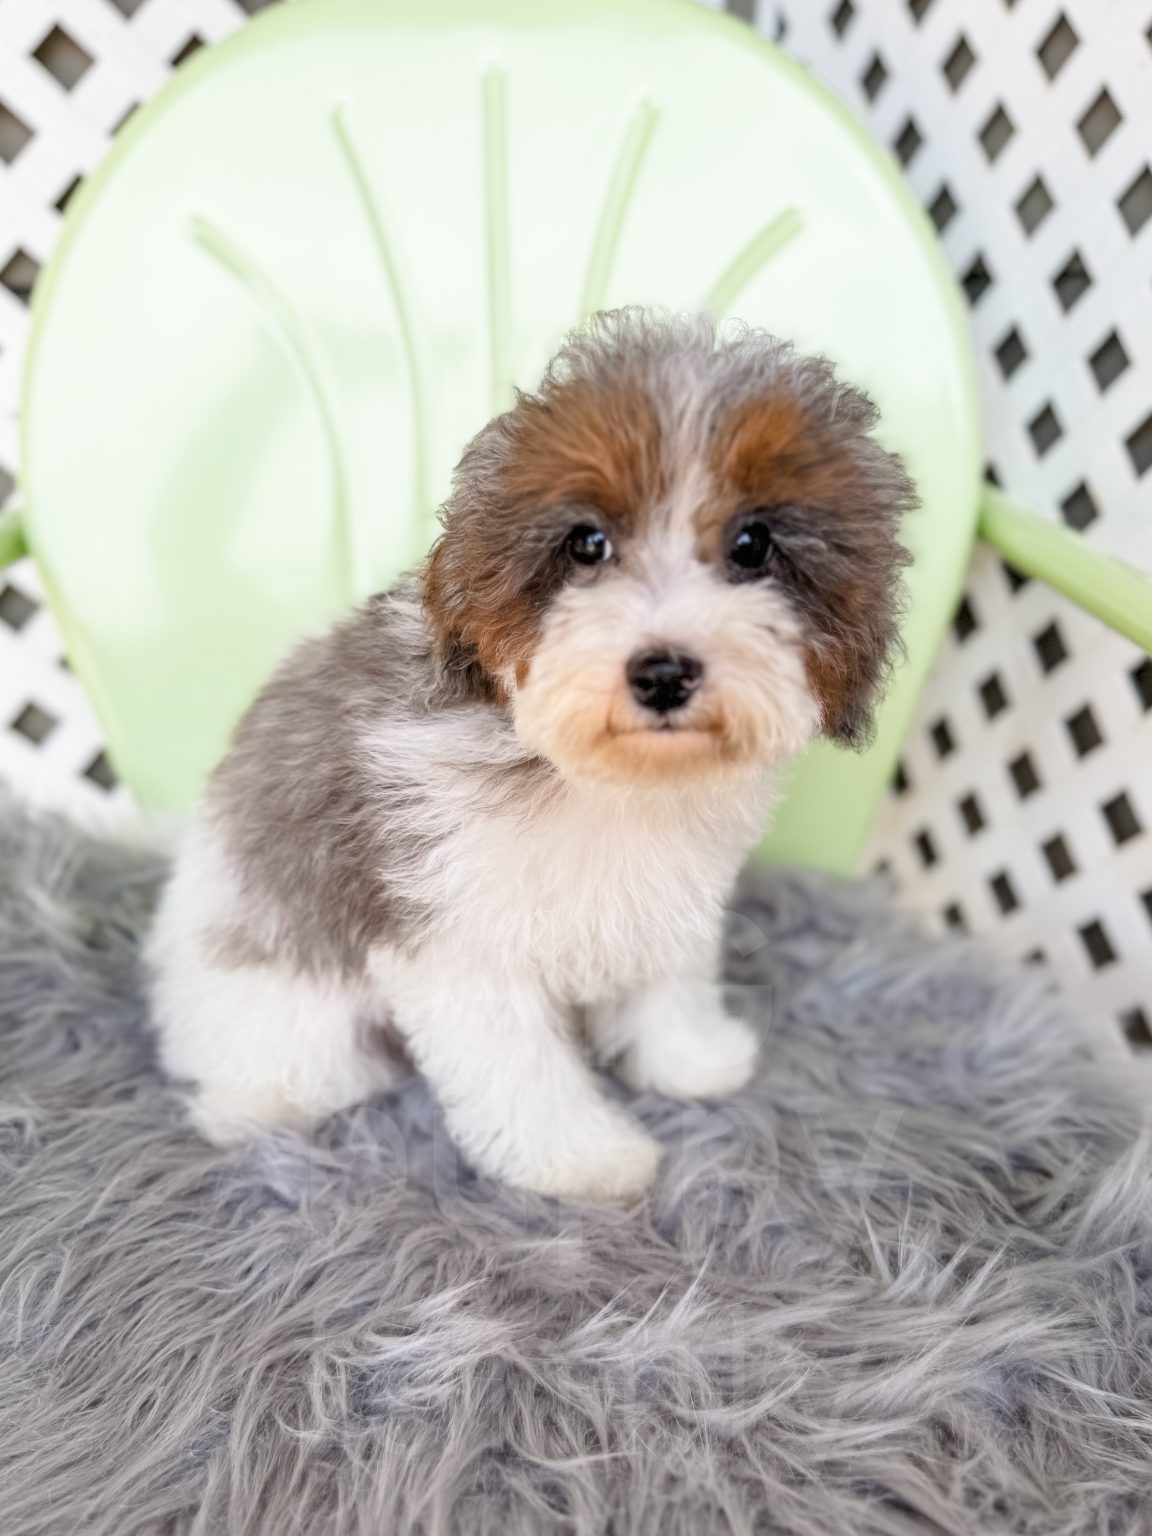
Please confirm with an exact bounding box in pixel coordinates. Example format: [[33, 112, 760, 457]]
[[708, 393, 878, 518], [422, 537, 530, 689], [423, 373, 665, 686], [495, 376, 665, 521], [694, 396, 808, 560], [803, 616, 889, 747], [713, 396, 809, 497], [703, 388, 914, 748]]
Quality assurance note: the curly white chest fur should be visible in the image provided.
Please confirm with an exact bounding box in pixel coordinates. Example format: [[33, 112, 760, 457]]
[[393, 775, 765, 998]]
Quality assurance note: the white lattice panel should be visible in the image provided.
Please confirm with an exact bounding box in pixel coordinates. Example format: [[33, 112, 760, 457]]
[[0, 0, 248, 821], [758, 0, 1152, 1052], [0, 0, 1149, 1051]]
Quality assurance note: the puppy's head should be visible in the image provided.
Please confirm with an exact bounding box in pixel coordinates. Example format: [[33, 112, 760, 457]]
[[424, 310, 915, 787]]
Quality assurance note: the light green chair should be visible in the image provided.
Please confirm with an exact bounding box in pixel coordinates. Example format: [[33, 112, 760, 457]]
[[1, 0, 1147, 870]]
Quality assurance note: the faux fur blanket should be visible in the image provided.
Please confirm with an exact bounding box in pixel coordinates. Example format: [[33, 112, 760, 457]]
[[1, 801, 1150, 1536]]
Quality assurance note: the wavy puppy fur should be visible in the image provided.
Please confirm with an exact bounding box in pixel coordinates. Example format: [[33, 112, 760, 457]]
[[148, 309, 914, 1200]]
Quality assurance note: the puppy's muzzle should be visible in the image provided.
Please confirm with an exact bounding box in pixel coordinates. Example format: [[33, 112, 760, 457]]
[[626, 649, 704, 714]]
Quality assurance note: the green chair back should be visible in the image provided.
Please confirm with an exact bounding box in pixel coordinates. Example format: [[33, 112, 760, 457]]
[[17, 0, 982, 868]]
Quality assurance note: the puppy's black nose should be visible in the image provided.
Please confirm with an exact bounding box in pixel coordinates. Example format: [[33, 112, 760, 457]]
[[626, 650, 703, 714]]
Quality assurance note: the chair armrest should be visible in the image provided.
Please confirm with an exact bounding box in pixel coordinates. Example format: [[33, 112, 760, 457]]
[[979, 487, 1152, 655], [0, 506, 26, 571]]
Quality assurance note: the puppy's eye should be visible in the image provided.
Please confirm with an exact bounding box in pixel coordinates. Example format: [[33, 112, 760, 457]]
[[728, 519, 775, 573], [564, 525, 612, 566]]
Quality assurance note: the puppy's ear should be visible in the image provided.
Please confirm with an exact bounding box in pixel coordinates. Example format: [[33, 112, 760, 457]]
[[805, 442, 916, 752], [421, 411, 556, 697], [421, 531, 461, 655], [421, 410, 513, 677], [422, 524, 505, 702]]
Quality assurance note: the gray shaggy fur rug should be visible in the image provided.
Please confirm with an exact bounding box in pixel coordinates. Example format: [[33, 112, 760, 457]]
[[1, 800, 1151, 1536]]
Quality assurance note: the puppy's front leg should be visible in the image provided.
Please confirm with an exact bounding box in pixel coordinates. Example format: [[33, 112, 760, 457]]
[[388, 966, 661, 1202], [594, 974, 759, 1102]]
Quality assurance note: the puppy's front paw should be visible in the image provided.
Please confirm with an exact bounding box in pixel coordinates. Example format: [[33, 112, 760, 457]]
[[617, 1012, 758, 1101], [508, 1108, 662, 1204]]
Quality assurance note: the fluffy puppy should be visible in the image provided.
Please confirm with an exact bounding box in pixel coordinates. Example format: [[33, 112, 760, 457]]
[[148, 310, 914, 1201]]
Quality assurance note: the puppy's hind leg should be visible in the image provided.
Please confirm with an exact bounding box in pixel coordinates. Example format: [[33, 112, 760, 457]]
[[150, 937, 401, 1146]]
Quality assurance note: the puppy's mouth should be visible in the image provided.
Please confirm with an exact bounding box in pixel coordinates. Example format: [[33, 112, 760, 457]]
[[603, 713, 730, 763], [610, 720, 719, 737], [591, 711, 741, 784], [604, 691, 725, 748]]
